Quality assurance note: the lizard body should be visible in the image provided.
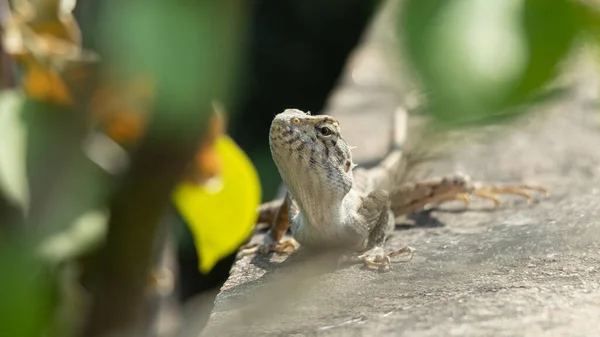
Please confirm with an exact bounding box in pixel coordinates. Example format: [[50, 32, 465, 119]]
[[269, 109, 387, 251], [244, 108, 547, 270]]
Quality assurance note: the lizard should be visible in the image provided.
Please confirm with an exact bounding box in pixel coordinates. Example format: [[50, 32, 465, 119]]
[[241, 108, 548, 270]]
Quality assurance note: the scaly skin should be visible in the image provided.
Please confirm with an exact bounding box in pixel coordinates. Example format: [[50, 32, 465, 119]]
[[242, 108, 548, 270]]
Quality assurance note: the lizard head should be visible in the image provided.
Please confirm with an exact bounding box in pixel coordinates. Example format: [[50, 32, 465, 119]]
[[269, 109, 355, 205]]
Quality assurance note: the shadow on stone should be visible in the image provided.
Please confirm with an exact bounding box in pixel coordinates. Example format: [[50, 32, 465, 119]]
[[396, 209, 447, 230]]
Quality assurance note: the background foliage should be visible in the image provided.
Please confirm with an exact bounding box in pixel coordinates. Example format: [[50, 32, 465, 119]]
[[1, 0, 600, 336]]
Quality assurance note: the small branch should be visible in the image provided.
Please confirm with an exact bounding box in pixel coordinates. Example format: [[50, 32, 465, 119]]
[[82, 114, 209, 337]]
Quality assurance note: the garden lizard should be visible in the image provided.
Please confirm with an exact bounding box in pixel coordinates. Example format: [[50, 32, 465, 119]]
[[242, 108, 548, 270]]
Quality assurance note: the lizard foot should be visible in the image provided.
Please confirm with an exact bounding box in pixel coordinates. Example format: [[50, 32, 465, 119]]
[[238, 237, 300, 258], [387, 245, 415, 261], [338, 246, 415, 271], [443, 184, 549, 208], [359, 246, 391, 271]]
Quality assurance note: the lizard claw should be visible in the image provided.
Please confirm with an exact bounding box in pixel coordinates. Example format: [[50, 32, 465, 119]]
[[337, 246, 415, 271], [387, 245, 415, 262], [437, 184, 549, 208], [469, 184, 549, 206], [261, 238, 300, 254], [360, 247, 392, 271], [237, 237, 299, 259]]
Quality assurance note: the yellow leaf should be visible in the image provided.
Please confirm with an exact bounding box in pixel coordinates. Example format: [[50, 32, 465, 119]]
[[172, 135, 260, 274]]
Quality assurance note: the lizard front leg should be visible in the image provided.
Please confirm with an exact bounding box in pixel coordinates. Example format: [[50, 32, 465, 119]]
[[390, 173, 549, 216], [239, 192, 300, 256], [341, 190, 414, 271], [255, 197, 284, 228]]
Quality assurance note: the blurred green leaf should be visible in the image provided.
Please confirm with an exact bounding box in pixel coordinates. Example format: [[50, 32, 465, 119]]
[[400, 0, 582, 126], [0, 90, 29, 213], [101, 0, 245, 136], [575, 1, 600, 64], [0, 244, 53, 337], [38, 209, 108, 265], [512, 0, 581, 101], [579, 1, 600, 38], [20, 98, 112, 240]]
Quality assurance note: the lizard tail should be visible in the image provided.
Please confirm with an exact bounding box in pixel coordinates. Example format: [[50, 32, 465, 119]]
[[378, 106, 408, 173], [355, 106, 408, 191]]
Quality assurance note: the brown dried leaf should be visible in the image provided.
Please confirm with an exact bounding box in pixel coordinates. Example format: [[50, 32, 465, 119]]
[[2, 0, 97, 106]]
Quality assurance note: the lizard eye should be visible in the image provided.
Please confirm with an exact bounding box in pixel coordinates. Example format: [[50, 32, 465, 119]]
[[292, 118, 300, 124], [319, 126, 332, 136]]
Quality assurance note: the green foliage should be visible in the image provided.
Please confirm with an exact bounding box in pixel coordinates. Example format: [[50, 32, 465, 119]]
[[0, 244, 53, 337], [0, 90, 109, 336], [1, 0, 249, 334], [399, 0, 595, 127], [0, 91, 29, 213], [3, 0, 600, 335], [100, 0, 246, 136], [38, 210, 108, 266]]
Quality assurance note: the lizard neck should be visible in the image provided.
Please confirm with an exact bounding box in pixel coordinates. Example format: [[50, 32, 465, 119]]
[[286, 173, 351, 225], [291, 189, 363, 248], [275, 156, 354, 227]]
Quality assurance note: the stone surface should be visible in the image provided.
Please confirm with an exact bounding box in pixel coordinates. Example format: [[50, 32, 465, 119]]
[[201, 1, 600, 336]]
